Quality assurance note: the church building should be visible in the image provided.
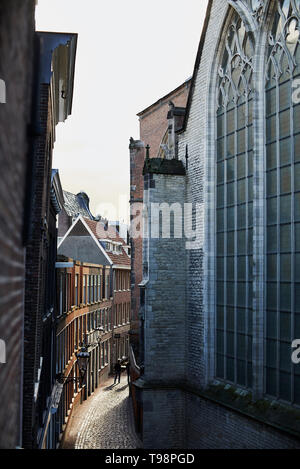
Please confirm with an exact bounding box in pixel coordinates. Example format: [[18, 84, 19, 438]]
[[133, 0, 300, 448]]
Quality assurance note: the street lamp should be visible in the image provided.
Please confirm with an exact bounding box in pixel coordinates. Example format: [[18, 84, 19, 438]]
[[56, 344, 90, 386]]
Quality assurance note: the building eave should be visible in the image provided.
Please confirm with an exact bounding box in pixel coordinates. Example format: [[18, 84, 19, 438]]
[[36, 31, 78, 125], [51, 169, 64, 214]]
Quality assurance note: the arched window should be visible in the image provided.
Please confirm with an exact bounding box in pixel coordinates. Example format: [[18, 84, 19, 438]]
[[265, 0, 300, 403], [216, 11, 254, 387]]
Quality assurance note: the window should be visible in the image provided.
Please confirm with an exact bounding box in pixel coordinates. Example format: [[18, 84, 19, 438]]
[[74, 319, 78, 350], [91, 275, 94, 303], [105, 274, 109, 299], [101, 309, 105, 330], [216, 11, 254, 388], [105, 341, 108, 365], [98, 274, 101, 300], [105, 309, 108, 332], [78, 317, 82, 346], [265, 0, 300, 404], [101, 343, 105, 367], [87, 275, 90, 303], [59, 272, 63, 315], [75, 274, 79, 306], [83, 275, 86, 304]]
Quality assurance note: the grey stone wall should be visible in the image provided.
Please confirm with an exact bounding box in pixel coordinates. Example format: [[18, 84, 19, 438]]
[[141, 171, 187, 448], [143, 173, 186, 383], [186, 393, 300, 449], [143, 388, 186, 449]]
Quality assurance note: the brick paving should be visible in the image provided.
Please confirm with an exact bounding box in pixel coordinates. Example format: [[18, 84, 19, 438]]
[[61, 374, 143, 449]]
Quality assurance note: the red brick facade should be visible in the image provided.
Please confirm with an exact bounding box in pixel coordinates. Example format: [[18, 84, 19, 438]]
[[55, 258, 113, 444], [55, 257, 131, 445], [113, 269, 131, 363], [23, 83, 53, 449], [137, 79, 191, 158]]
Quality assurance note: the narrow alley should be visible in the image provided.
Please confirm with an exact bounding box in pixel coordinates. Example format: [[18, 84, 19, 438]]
[[62, 375, 142, 449]]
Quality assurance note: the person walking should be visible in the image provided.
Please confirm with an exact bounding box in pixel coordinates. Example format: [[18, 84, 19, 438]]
[[114, 359, 122, 384]]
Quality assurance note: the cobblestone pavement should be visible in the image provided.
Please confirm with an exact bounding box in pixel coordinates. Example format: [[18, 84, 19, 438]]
[[62, 374, 143, 449]]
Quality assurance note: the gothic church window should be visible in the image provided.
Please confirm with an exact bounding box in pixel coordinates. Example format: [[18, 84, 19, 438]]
[[265, 0, 300, 404], [216, 11, 254, 387]]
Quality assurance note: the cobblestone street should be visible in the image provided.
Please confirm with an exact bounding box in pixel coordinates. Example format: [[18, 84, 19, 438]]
[[62, 375, 143, 449]]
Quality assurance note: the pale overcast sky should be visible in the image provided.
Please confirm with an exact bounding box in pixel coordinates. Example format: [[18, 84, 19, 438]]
[[35, 0, 208, 223]]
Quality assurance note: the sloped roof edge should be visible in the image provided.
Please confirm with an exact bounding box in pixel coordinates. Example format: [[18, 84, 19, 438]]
[[137, 77, 192, 118], [57, 214, 113, 266]]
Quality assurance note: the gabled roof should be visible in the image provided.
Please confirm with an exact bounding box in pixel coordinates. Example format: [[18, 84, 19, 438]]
[[83, 218, 131, 267], [58, 215, 112, 266]]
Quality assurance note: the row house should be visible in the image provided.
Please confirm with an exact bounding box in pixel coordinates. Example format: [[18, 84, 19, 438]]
[[23, 31, 77, 449], [54, 257, 113, 445], [0, 5, 77, 448], [83, 217, 131, 364], [57, 214, 131, 383]]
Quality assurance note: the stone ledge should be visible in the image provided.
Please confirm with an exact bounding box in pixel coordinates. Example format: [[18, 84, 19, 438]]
[[143, 158, 186, 176], [133, 379, 300, 440]]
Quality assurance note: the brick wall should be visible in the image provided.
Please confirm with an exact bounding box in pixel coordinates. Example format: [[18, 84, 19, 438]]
[[58, 208, 72, 238], [138, 80, 191, 158], [0, 0, 35, 449], [23, 83, 52, 448]]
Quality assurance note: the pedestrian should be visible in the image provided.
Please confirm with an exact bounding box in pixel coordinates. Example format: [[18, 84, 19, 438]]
[[114, 359, 122, 384], [126, 362, 130, 385]]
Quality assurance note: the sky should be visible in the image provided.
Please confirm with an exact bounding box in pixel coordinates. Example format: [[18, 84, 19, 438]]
[[35, 0, 208, 224]]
